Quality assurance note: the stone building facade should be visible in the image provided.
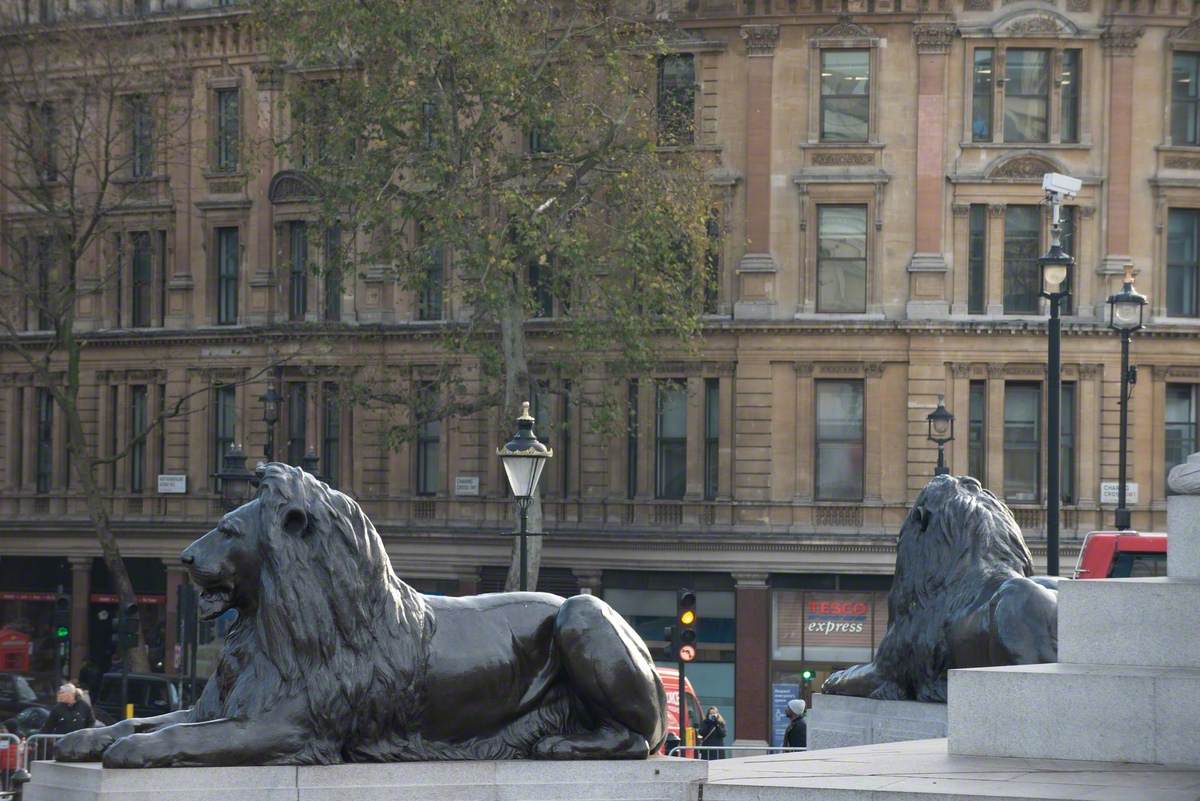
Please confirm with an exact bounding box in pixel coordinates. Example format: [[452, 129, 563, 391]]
[[2, 0, 1200, 745]]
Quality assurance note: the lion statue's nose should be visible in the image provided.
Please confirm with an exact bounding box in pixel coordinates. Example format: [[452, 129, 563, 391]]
[[181, 550, 194, 565]]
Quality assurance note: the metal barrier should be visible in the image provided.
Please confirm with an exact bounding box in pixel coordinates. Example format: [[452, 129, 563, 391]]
[[0, 733, 23, 799], [667, 744, 808, 758], [23, 735, 62, 768]]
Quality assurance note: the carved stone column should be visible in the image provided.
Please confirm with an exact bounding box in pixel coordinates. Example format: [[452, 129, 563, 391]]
[[906, 23, 957, 319], [735, 25, 780, 319], [986, 205, 1006, 315]]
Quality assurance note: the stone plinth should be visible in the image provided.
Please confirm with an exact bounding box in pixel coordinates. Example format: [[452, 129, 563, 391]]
[[807, 693, 947, 751], [948, 662, 1200, 767], [1059, 577, 1200, 668], [25, 757, 708, 801], [1166, 492, 1200, 579], [702, 738, 1200, 801]]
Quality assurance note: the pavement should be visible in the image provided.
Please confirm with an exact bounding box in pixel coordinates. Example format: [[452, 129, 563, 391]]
[[703, 739, 1200, 801]]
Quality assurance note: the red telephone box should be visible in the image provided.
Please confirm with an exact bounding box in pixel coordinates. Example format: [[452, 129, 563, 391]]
[[0, 628, 31, 673]]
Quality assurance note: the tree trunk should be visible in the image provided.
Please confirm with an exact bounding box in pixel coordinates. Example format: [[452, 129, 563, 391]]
[[499, 295, 544, 592], [65, 403, 152, 673]]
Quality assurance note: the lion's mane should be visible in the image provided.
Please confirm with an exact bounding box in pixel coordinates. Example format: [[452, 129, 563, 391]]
[[868, 474, 1034, 701], [198, 464, 432, 763]]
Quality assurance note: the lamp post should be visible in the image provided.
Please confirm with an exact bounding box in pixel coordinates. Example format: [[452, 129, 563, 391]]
[[1039, 189, 1074, 577], [497, 402, 552, 592], [260, 383, 282, 462], [926, 395, 955, 476], [301, 446, 321, 479], [1107, 264, 1147, 531], [214, 443, 253, 511]]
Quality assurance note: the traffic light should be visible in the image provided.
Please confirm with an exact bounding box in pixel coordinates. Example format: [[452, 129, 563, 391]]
[[661, 625, 677, 661], [118, 602, 140, 651], [801, 669, 815, 686], [677, 589, 697, 663], [52, 594, 70, 640]]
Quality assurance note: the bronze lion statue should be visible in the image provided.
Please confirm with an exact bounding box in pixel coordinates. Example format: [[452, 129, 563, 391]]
[[57, 463, 667, 767], [822, 474, 1058, 703]]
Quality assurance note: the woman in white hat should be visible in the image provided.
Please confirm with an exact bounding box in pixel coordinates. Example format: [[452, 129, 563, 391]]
[[783, 698, 806, 749]]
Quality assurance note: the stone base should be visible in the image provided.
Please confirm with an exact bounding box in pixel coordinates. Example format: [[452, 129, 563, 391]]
[[1059, 577, 1200, 668], [25, 757, 707, 801], [807, 693, 947, 751], [948, 662, 1200, 767], [703, 738, 1200, 801]]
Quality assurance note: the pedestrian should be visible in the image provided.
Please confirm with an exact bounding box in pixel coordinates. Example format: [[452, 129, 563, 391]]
[[42, 683, 95, 735], [783, 698, 807, 749], [697, 706, 727, 759]]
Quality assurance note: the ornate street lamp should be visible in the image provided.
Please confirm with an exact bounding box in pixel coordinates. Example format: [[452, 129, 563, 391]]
[[301, 446, 321, 479], [260, 383, 282, 462], [497, 401, 552, 592], [926, 395, 955, 476], [1107, 264, 1147, 531], [214, 443, 253, 511], [1039, 175, 1077, 577]]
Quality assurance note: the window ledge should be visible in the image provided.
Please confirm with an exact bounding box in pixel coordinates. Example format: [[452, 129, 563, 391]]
[[655, 144, 723, 154], [113, 174, 169, 186], [800, 141, 885, 150], [1156, 144, 1200, 153], [958, 141, 1092, 150], [794, 312, 887, 322], [203, 169, 246, 180], [1150, 315, 1200, 327]]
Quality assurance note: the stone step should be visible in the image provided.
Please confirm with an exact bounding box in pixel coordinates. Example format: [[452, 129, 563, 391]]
[[1058, 577, 1200, 668], [947, 662, 1200, 767]]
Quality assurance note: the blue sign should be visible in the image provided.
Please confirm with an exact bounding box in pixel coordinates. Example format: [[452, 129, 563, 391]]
[[771, 683, 800, 747]]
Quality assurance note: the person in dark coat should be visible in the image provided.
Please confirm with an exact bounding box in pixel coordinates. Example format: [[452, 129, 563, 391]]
[[697, 706, 727, 759], [42, 683, 95, 735], [783, 698, 807, 749]]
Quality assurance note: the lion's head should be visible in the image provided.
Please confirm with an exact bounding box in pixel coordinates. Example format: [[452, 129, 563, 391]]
[[181, 463, 428, 690], [892, 474, 1033, 607]]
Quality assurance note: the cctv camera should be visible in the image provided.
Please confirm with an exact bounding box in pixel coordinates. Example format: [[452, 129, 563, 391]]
[[1042, 173, 1081, 199]]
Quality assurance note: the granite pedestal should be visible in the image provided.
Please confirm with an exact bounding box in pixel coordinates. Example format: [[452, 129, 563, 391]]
[[806, 693, 948, 750], [24, 757, 708, 801]]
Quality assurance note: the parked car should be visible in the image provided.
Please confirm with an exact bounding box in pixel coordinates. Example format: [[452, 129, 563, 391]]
[[0, 673, 50, 721], [94, 673, 180, 723], [3, 705, 49, 738]]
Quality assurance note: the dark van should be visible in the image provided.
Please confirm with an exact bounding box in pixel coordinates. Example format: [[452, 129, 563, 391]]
[[95, 673, 180, 723]]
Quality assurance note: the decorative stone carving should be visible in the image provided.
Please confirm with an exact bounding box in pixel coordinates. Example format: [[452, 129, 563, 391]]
[[965, 0, 992, 9], [1066, 0, 1091, 11], [989, 155, 1058, 180], [952, 204, 971, 217], [986, 363, 1006, 377], [740, 24, 780, 56], [1100, 26, 1144, 54], [993, 12, 1076, 38], [268, 171, 318, 204], [251, 63, 284, 91], [864, 362, 885, 377], [810, 13, 878, 45], [811, 152, 875, 166], [1079, 205, 1097, 218], [1077, 363, 1100, 379], [1169, 452, 1200, 495], [949, 362, 972, 378], [913, 22, 957, 54], [1165, 156, 1200, 171], [988, 204, 1006, 217], [794, 362, 815, 377]]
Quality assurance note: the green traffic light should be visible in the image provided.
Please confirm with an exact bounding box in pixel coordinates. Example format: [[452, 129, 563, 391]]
[[55, 626, 69, 639], [801, 669, 814, 681]]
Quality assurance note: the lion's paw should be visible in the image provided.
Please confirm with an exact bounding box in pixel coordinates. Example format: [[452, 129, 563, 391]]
[[100, 733, 172, 769], [55, 728, 119, 762]]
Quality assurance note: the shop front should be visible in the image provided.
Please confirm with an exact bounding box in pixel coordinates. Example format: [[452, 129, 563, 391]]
[[769, 582, 891, 747]]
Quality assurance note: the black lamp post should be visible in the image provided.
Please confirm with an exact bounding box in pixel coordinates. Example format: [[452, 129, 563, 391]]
[[926, 395, 955, 476], [1039, 195, 1074, 577], [497, 401, 552, 592], [214, 443, 253, 511], [260, 383, 282, 462], [1107, 264, 1147, 531], [301, 446, 321, 479]]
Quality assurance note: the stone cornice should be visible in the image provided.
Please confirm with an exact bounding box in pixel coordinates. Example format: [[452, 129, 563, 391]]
[[1100, 26, 1144, 55]]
